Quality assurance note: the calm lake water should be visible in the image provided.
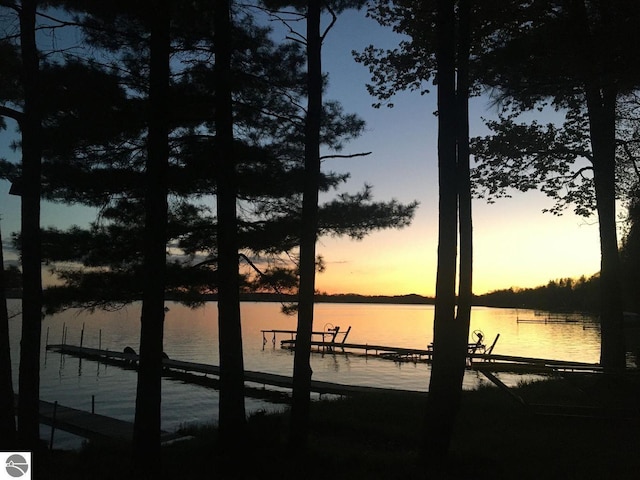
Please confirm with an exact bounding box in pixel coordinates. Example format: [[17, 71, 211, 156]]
[[6, 299, 638, 449]]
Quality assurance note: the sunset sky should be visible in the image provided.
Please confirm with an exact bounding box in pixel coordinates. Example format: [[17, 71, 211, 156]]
[[0, 7, 606, 297], [282, 8, 604, 296]]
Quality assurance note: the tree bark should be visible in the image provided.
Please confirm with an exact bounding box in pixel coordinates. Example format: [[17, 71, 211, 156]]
[[290, 0, 322, 450], [455, 0, 472, 371], [17, 0, 43, 451], [424, 0, 473, 473], [132, 1, 170, 474], [214, 0, 246, 449], [424, 0, 459, 470], [586, 86, 626, 371], [568, 0, 626, 370], [0, 224, 16, 449]]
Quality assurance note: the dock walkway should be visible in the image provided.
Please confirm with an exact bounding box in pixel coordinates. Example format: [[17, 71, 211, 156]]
[[276, 339, 602, 373], [14, 395, 186, 445], [41, 343, 613, 440], [278, 337, 497, 363], [46, 344, 426, 398]]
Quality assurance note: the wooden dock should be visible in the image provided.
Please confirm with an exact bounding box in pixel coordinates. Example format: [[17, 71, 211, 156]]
[[45, 344, 426, 398], [14, 395, 187, 445], [40, 343, 612, 438], [275, 336, 603, 374], [281, 339, 436, 361], [471, 353, 603, 374], [278, 336, 499, 363], [47, 341, 603, 394]]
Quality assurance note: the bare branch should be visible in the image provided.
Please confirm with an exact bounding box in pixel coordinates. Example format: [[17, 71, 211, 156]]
[[193, 257, 217, 268], [321, 3, 338, 43], [0, 105, 23, 126], [35, 10, 83, 29], [252, 3, 307, 45], [320, 151, 372, 160], [620, 140, 640, 180], [285, 34, 306, 46]]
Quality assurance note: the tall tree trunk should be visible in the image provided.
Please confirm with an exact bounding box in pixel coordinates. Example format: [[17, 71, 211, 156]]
[[290, 0, 322, 450], [587, 86, 626, 371], [132, 1, 170, 475], [0, 224, 16, 448], [424, 0, 459, 471], [568, 0, 625, 370], [425, 0, 473, 471], [17, 0, 43, 451], [214, 0, 246, 450], [454, 0, 472, 385]]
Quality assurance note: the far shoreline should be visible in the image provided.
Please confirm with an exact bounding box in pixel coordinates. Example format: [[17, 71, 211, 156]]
[[5, 288, 598, 313]]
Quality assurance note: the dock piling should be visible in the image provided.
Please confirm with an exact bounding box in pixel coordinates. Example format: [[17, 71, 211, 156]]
[[49, 401, 58, 450]]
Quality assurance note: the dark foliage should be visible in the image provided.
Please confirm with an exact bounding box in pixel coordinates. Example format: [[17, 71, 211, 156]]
[[476, 275, 601, 313]]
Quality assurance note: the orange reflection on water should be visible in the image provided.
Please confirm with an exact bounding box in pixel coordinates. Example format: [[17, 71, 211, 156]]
[[239, 302, 602, 364], [28, 300, 603, 369]]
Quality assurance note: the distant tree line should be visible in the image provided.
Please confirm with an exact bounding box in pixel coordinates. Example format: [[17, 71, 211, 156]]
[[475, 275, 601, 312], [476, 184, 640, 314]]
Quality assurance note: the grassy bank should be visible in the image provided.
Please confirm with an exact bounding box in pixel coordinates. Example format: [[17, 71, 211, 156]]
[[40, 375, 640, 479]]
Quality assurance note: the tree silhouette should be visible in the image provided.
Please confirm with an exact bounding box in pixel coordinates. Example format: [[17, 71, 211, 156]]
[[292, 0, 323, 451], [1, 3, 417, 461], [356, 0, 476, 468], [472, 0, 640, 370], [0, 222, 16, 448], [15, 0, 44, 450], [620, 186, 640, 313], [422, 0, 475, 471], [213, 0, 247, 451], [259, 0, 370, 451], [132, 1, 170, 473], [476, 274, 601, 312]]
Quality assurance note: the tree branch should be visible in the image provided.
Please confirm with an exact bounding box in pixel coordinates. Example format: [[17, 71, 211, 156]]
[[252, 4, 307, 45], [35, 10, 84, 29], [320, 151, 372, 160], [0, 105, 24, 126], [321, 3, 338, 43]]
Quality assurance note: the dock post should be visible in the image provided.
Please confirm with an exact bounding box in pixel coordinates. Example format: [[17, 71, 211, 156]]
[[49, 401, 58, 450], [80, 322, 85, 348], [44, 327, 50, 366], [341, 326, 352, 344]]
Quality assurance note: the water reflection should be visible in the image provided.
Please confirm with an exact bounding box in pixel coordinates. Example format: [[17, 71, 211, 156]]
[[5, 299, 625, 449]]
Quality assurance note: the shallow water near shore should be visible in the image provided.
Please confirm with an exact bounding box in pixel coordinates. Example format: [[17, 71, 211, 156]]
[[7, 299, 627, 449]]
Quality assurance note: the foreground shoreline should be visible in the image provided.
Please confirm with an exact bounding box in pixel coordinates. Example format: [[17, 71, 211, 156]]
[[37, 375, 640, 479]]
